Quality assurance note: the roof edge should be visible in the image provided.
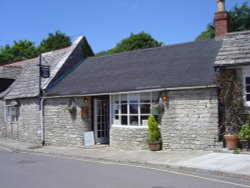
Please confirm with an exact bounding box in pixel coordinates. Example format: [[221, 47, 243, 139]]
[[44, 85, 218, 99], [41, 36, 86, 89]]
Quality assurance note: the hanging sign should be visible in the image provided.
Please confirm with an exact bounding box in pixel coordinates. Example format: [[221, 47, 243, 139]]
[[40, 65, 50, 78]]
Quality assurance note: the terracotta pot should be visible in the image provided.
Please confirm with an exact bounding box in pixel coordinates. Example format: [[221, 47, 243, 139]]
[[148, 142, 162, 151], [224, 135, 239, 149]]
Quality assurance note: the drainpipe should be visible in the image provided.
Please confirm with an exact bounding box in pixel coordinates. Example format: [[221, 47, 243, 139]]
[[38, 54, 45, 146], [40, 98, 45, 146]]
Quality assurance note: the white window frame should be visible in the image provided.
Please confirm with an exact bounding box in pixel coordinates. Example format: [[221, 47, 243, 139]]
[[242, 67, 250, 107], [5, 106, 19, 123], [110, 92, 159, 127]]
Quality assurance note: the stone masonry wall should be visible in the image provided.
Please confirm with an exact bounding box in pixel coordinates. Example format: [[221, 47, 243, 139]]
[[161, 88, 219, 150], [110, 127, 148, 150], [5, 98, 41, 144], [44, 97, 91, 146], [0, 100, 6, 138]]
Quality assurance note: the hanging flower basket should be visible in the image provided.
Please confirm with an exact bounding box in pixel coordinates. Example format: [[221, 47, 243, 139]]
[[65, 105, 76, 112]]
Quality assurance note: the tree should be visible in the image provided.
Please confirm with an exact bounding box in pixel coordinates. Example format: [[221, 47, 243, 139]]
[[38, 31, 71, 53], [96, 32, 162, 56], [0, 31, 72, 64], [196, 24, 215, 41], [196, 2, 250, 41], [0, 40, 38, 64]]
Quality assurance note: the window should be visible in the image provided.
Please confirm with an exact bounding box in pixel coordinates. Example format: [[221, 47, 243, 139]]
[[245, 77, 250, 105], [111, 92, 159, 126], [6, 106, 19, 122]]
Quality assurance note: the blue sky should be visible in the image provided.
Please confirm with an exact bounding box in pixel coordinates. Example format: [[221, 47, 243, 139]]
[[0, 0, 249, 53]]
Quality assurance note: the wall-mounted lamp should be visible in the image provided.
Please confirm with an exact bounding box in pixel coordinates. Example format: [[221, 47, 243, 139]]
[[161, 95, 169, 102], [83, 97, 88, 104], [160, 91, 169, 102]]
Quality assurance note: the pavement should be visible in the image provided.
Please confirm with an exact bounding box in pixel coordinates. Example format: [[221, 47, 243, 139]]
[[0, 138, 250, 180]]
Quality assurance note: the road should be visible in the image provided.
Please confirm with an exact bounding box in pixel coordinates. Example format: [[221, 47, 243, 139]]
[[0, 148, 250, 188]]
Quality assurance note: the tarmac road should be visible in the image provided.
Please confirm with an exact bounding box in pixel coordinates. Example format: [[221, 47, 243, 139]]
[[0, 148, 250, 188]]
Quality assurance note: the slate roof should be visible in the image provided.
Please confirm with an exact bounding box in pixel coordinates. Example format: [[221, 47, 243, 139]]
[[1, 36, 93, 100], [215, 30, 250, 67], [46, 39, 222, 96], [2, 47, 72, 99], [0, 66, 22, 79]]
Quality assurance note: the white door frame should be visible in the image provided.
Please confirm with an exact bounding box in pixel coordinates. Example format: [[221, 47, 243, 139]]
[[93, 98, 109, 144]]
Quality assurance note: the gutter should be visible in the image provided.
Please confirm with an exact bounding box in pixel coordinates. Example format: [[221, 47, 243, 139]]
[[43, 84, 218, 99], [40, 98, 45, 146]]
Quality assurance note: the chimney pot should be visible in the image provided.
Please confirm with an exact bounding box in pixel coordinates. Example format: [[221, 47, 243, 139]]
[[218, 0, 225, 12]]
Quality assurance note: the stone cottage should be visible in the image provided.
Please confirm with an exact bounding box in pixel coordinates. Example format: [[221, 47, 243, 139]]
[[0, 0, 243, 150], [0, 36, 94, 144], [0, 38, 223, 150], [215, 31, 250, 136], [45, 39, 221, 150]]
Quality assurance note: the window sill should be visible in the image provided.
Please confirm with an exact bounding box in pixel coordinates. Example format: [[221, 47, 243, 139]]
[[112, 124, 162, 128], [112, 125, 148, 129]]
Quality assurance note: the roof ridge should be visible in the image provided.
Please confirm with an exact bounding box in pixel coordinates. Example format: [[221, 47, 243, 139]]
[[1, 41, 76, 66], [225, 30, 250, 36], [92, 39, 219, 59]]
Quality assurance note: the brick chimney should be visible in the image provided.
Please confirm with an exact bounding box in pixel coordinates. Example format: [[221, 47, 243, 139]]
[[214, 0, 229, 39]]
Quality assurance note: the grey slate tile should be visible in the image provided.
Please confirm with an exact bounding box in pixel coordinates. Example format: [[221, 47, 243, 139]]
[[47, 39, 222, 96]]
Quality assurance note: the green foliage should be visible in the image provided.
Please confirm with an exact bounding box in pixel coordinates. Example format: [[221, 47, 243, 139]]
[[196, 2, 250, 41], [39, 31, 71, 53], [0, 31, 72, 64], [0, 40, 38, 64], [233, 147, 241, 154], [195, 24, 215, 41], [96, 32, 162, 56], [229, 2, 250, 32], [238, 123, 250, 140], [146, 115, 161, 143]]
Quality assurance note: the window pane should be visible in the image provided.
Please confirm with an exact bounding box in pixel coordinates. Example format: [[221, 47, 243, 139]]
[[121, 116, 128, 125], [246, 77, 250, 84], [141, 115, 149, 126], [112, 95, 119, 103], [129, 94, 139, 103], [130, 116, 139, 126], [120, 94, 127, 104], [129, 104, 138, 114], [152, 92, 159, 103], [121, 104, 127, 114], [247, 86, 250, 93], [140, 93, 150, 103], [140, 104, 150, 114], [247, 94, 250, 101]]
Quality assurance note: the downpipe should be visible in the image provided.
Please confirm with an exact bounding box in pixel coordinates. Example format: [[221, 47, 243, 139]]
[[40, 98, 45, 146]]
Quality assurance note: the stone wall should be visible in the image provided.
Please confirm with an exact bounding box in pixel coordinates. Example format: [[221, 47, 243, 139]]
[[161, 88, 219, 150], [44, 97, 91, 146], [110, 126, 148, 150], [0, 99, 6, 137], [5, 98, 41, 144]]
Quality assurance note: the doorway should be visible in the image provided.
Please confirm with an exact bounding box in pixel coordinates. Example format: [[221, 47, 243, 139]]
[[93, 96, 109, 144]]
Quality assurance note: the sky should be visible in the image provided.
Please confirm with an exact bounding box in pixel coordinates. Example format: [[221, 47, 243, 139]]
[[0, 0, 249, 53]]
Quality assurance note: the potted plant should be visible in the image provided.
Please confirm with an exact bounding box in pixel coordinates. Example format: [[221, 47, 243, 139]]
[[146, 115, 162, 151], [223, 123, 240, 150], [237, 123, 250, 151], [224, 134, 239, 150]]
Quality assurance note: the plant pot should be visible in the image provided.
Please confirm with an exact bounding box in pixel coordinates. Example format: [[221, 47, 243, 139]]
[[148, 141, 162, 151], [224, 134, 239, 149]]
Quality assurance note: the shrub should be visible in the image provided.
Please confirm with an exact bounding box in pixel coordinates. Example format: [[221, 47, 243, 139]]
[[146, 115, 161, 143], [238, 124, 250, 140]]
